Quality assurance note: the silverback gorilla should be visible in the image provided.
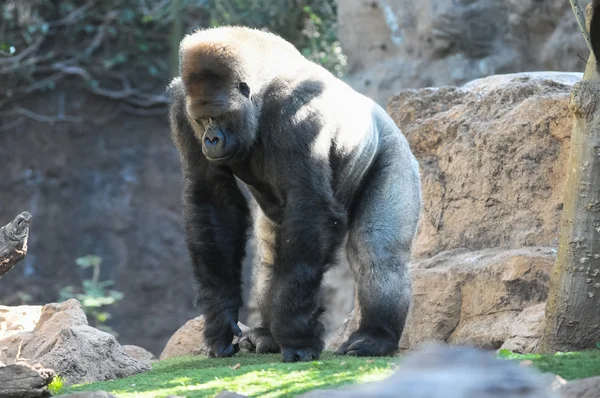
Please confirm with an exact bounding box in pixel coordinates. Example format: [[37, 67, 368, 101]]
[[167, 26, 422, 362]]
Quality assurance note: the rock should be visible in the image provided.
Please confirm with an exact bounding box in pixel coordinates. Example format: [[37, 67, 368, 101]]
[[0, 362, 56, 398], [214, 391, 248, 398], [500, 303, 546, 354], [556, 376, 600, 398], [337, 1, 587, 105], [552, 375, 568, 391], [301, 343, 558, 398], [160, 315, 249, 360], [328, 247, 554, 353], [55, 393, 117, 398], [389, 71, 580, 258], [0, 305, 42, 339], [122, 345, 156, 364], [0, 299, 150, 385]]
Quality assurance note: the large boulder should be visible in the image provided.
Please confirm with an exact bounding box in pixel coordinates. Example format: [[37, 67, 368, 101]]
[[402, 247, 553, 351], [390, 71, 580, 258], [328, 247, 554, 352], [0, 299, 150, 385], [337, 0, 587, 104]]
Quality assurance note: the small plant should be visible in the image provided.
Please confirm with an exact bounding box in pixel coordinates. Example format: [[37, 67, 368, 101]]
[[59, 255, 124, 336], [48, 375, 64, 395]]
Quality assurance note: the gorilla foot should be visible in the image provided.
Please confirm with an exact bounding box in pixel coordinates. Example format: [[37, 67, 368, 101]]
[[335, 332, 398, 357], [281, 346, 321, 362], [239, 327, 280, 354]]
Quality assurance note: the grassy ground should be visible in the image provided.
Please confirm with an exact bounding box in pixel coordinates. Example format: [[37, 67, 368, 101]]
[[56, 349, 600, 398]]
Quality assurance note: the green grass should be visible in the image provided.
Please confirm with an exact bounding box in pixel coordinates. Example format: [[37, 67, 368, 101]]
[[57, 352, 397, 398], [55, 349, 600, 398], [497, 349, 600, 380]]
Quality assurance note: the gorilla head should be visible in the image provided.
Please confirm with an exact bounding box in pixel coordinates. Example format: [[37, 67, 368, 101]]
[[179, 37, 259, 162]]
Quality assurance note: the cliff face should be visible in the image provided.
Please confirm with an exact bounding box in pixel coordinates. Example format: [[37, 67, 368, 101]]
[[338, 0, 589, 105]]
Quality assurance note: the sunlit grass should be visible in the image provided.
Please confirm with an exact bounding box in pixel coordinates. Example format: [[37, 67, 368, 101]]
[[58, 352, 397, 398], [56, 349, 600, 398]]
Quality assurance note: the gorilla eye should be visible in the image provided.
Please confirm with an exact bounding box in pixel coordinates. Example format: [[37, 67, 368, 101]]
[[239, 82, 250, 98]]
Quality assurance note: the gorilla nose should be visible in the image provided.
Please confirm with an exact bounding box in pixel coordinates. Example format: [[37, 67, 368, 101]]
[[203, 129, 227, 158]]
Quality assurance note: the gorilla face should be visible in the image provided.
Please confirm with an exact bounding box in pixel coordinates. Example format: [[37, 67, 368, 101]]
[[185, 79, 257, 163]]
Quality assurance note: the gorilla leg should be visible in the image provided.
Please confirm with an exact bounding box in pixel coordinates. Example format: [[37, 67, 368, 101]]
[[240, 209, 280, 354], [336, 145, 421, 357]]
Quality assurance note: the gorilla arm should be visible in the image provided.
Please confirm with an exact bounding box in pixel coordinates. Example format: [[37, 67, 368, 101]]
[[168, 78, 250, 357], [269, 154, 348, 362]]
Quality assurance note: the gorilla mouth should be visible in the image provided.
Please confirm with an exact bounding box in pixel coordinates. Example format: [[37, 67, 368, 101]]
[[205, 152, 235, 161], [203, 147, 238, 162]]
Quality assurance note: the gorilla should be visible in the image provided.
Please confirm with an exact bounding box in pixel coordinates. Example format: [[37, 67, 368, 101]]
[[167, 26, 422, 363]]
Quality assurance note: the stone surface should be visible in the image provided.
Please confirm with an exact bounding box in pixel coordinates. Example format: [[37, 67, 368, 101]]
[[300, 343, 558, 397], [160, 316, 249, 360], [0, 362, 55, 398], [122, 345, 156, 364], [500, 303, 546, 354], [328, 247, 555, 353], [338, 0, 588, 105], [0, 299, 150, 385], [0, 305, 42, 339], [389, 71, 580, 259], [214, 391, 248, 398], [556, 376, 600, 398]]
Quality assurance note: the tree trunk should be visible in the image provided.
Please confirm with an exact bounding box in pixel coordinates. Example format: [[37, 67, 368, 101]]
[[0, 363, 55, 398], [540, 3, 600, 352], [0, 212, 32, 278]]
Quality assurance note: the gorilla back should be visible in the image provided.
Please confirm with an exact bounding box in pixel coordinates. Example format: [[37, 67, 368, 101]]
[[167, 26, 422, 362]]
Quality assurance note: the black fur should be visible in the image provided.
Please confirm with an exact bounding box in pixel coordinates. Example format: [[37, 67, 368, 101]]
[[168, 27, 422, 362]]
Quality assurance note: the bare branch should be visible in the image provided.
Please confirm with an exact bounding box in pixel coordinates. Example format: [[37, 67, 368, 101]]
[[22, 72, 65, 94], [120, 104, 167, 116], [0, 118, 25, 132], [0, 106, 82, 124], [47, 3, 95, 27], [570, 0, 594, 54]]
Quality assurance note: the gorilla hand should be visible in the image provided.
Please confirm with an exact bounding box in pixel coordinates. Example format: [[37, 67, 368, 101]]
[[204, 309, 242, 358]]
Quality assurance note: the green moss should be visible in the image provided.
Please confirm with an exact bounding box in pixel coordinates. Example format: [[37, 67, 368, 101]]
[[56, 349, 600, 398]]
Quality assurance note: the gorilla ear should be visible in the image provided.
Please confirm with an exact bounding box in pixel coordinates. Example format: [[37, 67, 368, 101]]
[[239, 82, 251, 98]]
